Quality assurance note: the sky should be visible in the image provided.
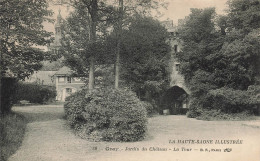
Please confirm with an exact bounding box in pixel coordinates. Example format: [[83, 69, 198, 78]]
[[161, 0, 228, 24], [45, 0, 229, 32]]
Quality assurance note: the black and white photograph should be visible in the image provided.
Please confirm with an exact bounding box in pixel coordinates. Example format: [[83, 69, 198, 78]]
[[1, 0, 260, 160]]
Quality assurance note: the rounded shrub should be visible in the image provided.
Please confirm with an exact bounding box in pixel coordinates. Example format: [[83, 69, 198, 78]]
[[64, 88, 147, 142]]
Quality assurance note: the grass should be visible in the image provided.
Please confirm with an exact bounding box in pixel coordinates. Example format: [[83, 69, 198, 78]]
[[0, 112, 28, 161]]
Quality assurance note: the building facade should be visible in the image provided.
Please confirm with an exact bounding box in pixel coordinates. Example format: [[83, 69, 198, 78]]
[[54, 66, 85, 101]]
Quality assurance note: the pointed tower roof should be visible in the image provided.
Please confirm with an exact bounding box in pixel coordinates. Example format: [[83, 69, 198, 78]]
[[55, 8, 62, 28], [49, 8, 62, 48]]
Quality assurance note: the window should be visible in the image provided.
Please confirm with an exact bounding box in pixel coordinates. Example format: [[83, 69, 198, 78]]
[[67, 77, 71, 83], [58, 77, 65, 82], [174, 45, 178, 53], [175, 63, 180, 72]]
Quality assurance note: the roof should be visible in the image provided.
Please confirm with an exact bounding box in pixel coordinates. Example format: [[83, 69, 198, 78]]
[[24, 71, 57, 85], [54, 66, 73, 76], [40, 60, 64, 71]]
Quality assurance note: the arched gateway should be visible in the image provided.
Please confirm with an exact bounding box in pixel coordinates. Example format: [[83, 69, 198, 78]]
[[162, 86, 189, 115]]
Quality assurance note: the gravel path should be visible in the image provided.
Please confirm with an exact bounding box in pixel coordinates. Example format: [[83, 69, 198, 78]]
[[9, 105, 260, 161]]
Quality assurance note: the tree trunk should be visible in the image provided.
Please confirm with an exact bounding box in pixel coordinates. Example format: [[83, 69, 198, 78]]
[[115, 0, 123, 89], [88, 56, 94, 91], [115, 40, 120, 89], [88, 0, 98, 92]]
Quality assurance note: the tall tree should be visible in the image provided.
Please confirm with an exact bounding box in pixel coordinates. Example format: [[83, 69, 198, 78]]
[[113, 0, 168, 89], [177, 8, 219, 83], [87, 0, 97, 91], [119, 15, 170, 100], [0, 0, 53, 79], [114, 0, 123, 89], [62, 0, 116, 91]]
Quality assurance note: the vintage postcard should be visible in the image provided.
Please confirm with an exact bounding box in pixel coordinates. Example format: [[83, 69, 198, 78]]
[[1, 0, 260, 161]]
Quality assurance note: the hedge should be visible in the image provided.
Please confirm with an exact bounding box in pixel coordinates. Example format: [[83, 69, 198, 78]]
[[64, 88, 147, 142], [15, 82, 56, 104], [187, 86, 260, 119]]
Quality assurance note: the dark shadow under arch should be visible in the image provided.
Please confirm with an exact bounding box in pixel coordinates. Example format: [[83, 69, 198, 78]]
[[161, 86, 189, 115]]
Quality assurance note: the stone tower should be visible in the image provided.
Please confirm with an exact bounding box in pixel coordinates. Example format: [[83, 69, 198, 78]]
[[162, 20, 190, 94], [161, 20, 190, 114]]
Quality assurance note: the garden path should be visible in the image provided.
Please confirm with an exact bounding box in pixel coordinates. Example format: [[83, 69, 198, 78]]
[[8, 105, 260, 161]]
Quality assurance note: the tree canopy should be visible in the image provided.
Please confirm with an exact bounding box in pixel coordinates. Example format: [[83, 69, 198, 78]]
[[61, 0, 168, 85], [176, 0, 260, 116], [119, 15, 170, 98], [0, 0, 53, 79]]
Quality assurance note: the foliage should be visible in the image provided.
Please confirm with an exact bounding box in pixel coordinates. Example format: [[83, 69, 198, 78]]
[[187, 86, 260, 118], [227, 0, 260, 34], [62, 8, 170, 109], [208, 87, 257, 113], [195, 109, 254, 121], [219, 30, 260, 90], [61, 0, 168, 88], [117, 15, 170, 104], [0, 0, 53, 79], [141, 101, 157, 116], [15, 82, 56, 104], [176, 3, 260, 119], [177, 8, 220, 82], [61, 1, 111, 76], [0, 77, 17, 114], [247, 85, 260, 104], [0, 113, 27, 161], [64, 88, 147, 142]]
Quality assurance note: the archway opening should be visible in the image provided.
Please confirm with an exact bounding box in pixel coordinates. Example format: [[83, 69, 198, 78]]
[[161, 86, 189, 115], [58, 87, 77, 101]]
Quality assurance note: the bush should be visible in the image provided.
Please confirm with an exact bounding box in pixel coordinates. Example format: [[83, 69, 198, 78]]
[[15, 82, 56, 104], [1, 77, 17, 114], [187, 86, 260, 119], [64, 88, 147, 142], [186, 98, 203, 118], [208, 87, 257, 113], [196, 109, 253, 121], [141, 101, 157, 116]]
